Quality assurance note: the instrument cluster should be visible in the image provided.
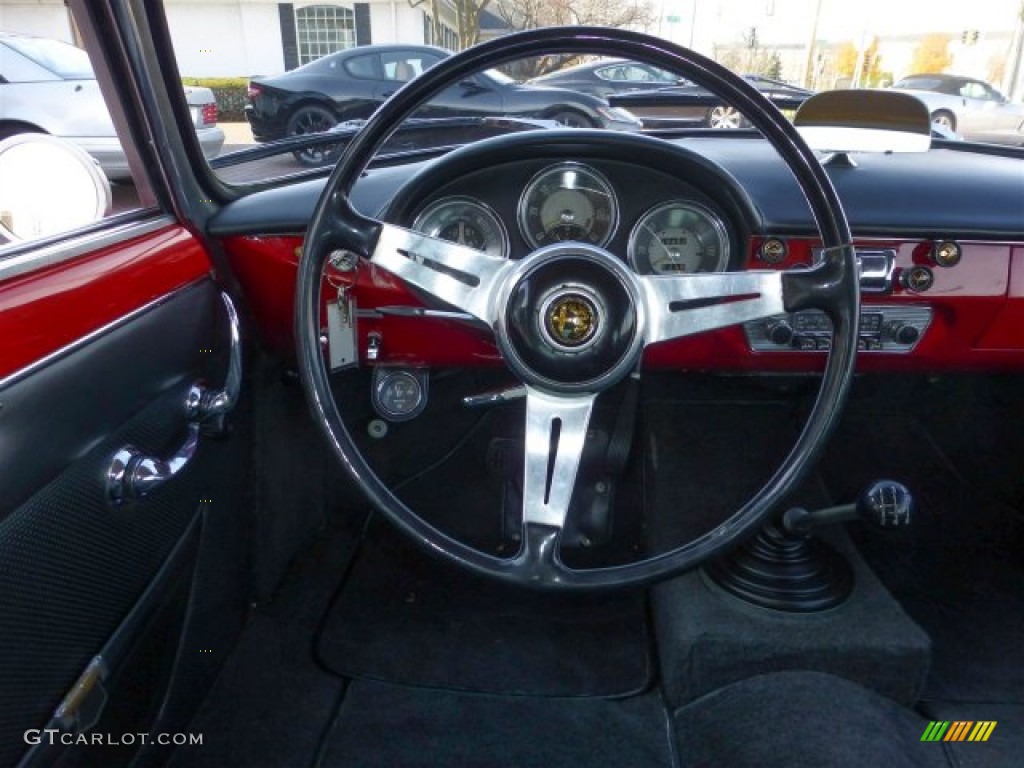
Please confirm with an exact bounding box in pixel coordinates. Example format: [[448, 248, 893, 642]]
[[408, 160, 733, 275]]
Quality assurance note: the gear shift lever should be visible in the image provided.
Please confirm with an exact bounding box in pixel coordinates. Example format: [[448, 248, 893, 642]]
[[705, 480, 914, 613], [783, 480, 913, 536]]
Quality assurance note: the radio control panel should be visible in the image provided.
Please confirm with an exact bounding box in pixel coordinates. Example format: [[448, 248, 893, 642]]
[[745, 306, 933, 353]]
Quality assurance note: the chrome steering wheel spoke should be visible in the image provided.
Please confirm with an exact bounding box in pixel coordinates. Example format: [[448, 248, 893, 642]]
[[370, 222, 512, 323], [499, 388, 596, 581], [639, 270, 786, 345], [522, 388, 596, 531]]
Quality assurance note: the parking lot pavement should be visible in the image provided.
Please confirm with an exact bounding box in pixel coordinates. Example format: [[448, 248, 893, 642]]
[[109, 122, 308, 212], [221, 121, 254, 148]]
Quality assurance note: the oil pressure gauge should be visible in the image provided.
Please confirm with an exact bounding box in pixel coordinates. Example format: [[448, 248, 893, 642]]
[[371, 368, 429, 422]]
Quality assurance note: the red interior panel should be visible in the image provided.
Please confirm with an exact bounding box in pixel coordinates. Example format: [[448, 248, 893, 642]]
[[0, 225, 212, 380], [223, 234, 1024, 372]]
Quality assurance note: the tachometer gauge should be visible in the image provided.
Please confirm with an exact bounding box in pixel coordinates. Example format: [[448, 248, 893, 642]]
[[412, 196, 509, 259], [627, 201, 730, 275], [518, 163, 618, 248]]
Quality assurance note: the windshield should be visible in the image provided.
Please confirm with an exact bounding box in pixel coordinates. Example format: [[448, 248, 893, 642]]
[[3, 35, 94, 79], [141, 0, 1023, 187]]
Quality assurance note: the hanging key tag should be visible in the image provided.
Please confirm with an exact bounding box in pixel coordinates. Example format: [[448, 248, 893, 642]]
[[326, 284, 358, 370]]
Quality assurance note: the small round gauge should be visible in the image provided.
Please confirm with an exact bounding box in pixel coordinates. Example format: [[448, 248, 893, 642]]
[[518, 163, 618, 248], [372, 368, 428, 422], [628, 201, 730, 275], [412, 196, 509, 258]]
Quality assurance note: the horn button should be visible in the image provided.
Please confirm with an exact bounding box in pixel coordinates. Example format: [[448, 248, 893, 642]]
[[498, 249, 642, 393]]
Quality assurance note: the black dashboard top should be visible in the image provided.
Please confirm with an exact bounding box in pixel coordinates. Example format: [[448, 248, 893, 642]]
[[208, 133, 1024, 241]]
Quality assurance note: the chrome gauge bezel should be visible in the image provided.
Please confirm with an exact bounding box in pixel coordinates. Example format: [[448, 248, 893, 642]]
[[627, 199, 731, 275], [371, 367, 429, 422], [412, 195, 509, 259], [517, 162, 619, 249]]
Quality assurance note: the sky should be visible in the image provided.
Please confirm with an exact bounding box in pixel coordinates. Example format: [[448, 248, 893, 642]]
[[658, 0, 1023, 48]]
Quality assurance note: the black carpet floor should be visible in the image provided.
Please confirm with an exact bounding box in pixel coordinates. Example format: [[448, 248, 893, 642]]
[[317, 519, 652, 697], [821, 410, 1024, 704], [642, 398, 831, 551], [316, 680, 674, 768], [821, 405, 1024, 767], [169, 519, 362, 768], [673, 670, 948, 768]]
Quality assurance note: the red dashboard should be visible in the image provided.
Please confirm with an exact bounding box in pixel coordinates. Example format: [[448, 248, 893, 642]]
[[223, 234, 1024, 373]]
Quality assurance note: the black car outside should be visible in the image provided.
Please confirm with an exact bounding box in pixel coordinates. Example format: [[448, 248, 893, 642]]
[[608, 75, 815, 129], [245, 44, 641, 165], [526, 58, 685, 98]]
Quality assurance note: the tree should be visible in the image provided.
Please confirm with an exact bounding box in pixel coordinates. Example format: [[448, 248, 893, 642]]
[[835, 41, 859, 80], [408, 0, 492, 50], [830, 39, 884, 86], [717, 29, 785, 80], [494, 0, 656, 76], [910, 33, 953, 75]]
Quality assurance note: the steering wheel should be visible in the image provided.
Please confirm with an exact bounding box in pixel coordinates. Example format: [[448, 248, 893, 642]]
[[296, 27, 859, 589]]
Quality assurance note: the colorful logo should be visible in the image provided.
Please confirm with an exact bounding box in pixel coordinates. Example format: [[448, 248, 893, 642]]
[[921, 721, 997, 742], [544, 293, 598, 348]]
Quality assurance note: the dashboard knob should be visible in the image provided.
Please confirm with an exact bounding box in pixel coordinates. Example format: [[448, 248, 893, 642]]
[[766, 319, 794, 346], [900, 265, 934, 293], [887, 322, 920, 345]]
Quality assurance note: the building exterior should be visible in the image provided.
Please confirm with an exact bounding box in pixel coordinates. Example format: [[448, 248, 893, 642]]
[[0, 0, 506, 78], [2, 0, 1021, 99]]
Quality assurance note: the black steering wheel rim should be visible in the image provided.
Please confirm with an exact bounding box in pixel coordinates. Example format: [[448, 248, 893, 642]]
[[296, 27, 859, 590]]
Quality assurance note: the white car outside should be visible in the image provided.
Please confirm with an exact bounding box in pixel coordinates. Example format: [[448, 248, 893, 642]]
[[0, 33, 224, 179]]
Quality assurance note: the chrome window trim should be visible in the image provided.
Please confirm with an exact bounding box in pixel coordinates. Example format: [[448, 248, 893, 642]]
[[0, 275, 210, 392], [0, 215, 175, 282]]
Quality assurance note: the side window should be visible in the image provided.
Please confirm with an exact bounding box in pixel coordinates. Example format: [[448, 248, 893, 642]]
[[381, 52, 440, 82], [598, 65, 659, 84], [0, 24, 154, 252], [0, 42, 58, 82], [979, 83, 1003, 102], [960, 82, 987, 100], [596, 66, 626, 82], [648, 66, 680, 84], [345, 53, 379, 80], [625, 65, 658, 82]]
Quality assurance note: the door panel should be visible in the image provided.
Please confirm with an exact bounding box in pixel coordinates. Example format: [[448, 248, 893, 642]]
[[0, 223, 230, 767], [0, 222, 210, 379]]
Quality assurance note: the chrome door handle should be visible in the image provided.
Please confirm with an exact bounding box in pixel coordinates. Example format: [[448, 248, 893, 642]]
[[107, 424, 199, 504], [106, 292, 242, 505], [185, 292, 241, 432]]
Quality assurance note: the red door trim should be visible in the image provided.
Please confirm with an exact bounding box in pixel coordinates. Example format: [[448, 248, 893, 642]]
[[0, 223, 212, 381]]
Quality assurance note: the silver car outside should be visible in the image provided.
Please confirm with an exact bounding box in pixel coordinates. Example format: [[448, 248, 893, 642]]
[[890, 74, 1024, 146], [0, 34, 224, 180]]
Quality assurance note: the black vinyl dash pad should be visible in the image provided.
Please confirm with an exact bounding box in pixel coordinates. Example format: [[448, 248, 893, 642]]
[[316, 520, 652, 697]]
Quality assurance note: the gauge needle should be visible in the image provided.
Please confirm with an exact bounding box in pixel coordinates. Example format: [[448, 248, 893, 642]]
[[642, 223, 680, 266], [457, 221, 467, 244]]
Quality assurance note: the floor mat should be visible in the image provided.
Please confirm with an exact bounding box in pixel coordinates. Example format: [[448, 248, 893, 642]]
[[316, 520, 652, 697], [317, 679, 673, 768], [170, 516, 363, 768]]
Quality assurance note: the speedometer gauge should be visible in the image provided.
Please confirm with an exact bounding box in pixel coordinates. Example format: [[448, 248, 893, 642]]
[[518, 163, 618, 248], [412, 196, 509, 259], [628, 201, 730, 275]]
